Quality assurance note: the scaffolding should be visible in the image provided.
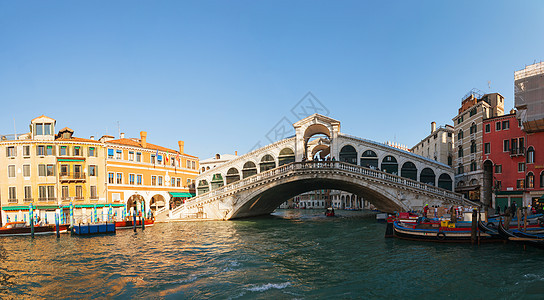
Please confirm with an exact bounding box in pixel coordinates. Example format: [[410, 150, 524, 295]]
[[515, 61, 544, 132]]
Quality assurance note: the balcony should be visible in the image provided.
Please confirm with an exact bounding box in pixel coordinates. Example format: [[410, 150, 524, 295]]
[[90, 195, 99, 201], [8, 198, 18, 204], [59, 172, 86, 182], [510, 147, 525, 157], [24, 198, 33, 203]]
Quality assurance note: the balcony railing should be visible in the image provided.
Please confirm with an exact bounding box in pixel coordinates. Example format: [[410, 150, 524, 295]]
[[59, 172, 86, 182], [90, 195, 99, 201], [74, 196, 84, 201], [8, 198, 18, 203], [38, 197, 57, 202], [510, 147, 525, 157], [24, 198, 33, 203]]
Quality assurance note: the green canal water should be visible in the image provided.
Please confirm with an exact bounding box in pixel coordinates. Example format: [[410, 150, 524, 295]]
[[0, 209, 543, 299]]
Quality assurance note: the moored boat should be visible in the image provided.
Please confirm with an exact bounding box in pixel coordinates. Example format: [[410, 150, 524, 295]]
[[392, 220, 499, 242], [114, 218, 154, 229], [0, 222, 69, 236]]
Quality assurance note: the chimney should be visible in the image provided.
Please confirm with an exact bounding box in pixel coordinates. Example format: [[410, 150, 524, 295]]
[[140, 131, 147, 148], [90, 136, 95, 140], [120, 132, 125, 139], [431, 122, 436, 133], [178, 140, 184, 154], [235, 151, 238, 156]]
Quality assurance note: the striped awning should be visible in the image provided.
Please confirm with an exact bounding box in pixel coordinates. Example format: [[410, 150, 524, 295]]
[[169, 192, 195, 198]]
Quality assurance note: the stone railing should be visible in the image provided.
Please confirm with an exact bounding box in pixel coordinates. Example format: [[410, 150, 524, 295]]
[[171, 161, 476, 217]]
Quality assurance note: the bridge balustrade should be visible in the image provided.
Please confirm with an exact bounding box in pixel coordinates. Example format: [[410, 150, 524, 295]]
[[171, 161, 470, 218]]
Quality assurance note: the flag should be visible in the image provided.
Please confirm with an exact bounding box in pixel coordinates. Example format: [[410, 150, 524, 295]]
[[155, 149, 159, 165]]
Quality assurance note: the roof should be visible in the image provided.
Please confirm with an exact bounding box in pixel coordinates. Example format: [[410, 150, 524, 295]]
[[106, 138, 198, 158], [56, 136, 100, 143], [200, 154, 238, 163], [58, 127, 74, 133], [31, 115, 56, 123]]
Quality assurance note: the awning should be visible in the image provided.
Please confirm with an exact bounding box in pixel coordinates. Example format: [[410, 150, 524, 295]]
[[2, 203, 125, 211], [496, 190, 524, 195], [169, 192, 195, 198], [57, 158, 85, 162]]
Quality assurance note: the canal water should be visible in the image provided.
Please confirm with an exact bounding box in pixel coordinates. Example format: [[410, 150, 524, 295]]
[[1, 209, 543, 299]]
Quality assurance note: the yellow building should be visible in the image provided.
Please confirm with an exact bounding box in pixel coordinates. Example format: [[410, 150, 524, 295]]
[[103, 131, 199, 216], [0, 115, 110, 224]]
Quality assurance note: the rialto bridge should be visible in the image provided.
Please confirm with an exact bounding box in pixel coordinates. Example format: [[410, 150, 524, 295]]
[[167, 114, 477, 220]]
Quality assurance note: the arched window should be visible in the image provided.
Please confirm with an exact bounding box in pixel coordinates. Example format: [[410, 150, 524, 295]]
[[470, 122, 477, 134], [360, 150, 378, 169], [458, 146, 464, 157], [401, 162, 417, 180], [540, 171, 544, 188], [447, 155, 453, 166], [457, 163, 464, 175], [197, 179, 209, 194], [381, 155, 398, 174], [470, 141, 477, 154], [226, 167, 240, 184], [260, 154, 276, 172], [526, 172, 534, 189], [278, 148, 295, 166], [470, 161, 477, 171], [527, 146, 535, 164], [339, 145, 357, 165], [242, 161, 257, 178], [420, 168, 436, 186], [458, 130, 463, 140]]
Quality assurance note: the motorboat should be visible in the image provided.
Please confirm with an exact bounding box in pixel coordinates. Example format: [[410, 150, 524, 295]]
[[0, 222, 69, 236]]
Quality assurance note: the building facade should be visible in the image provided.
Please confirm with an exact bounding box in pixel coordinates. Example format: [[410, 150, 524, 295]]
[[452, 91, 504, 204], [411, 122, 454, 166], [104, 131, 199, 213], [0, 115, 109, 224]]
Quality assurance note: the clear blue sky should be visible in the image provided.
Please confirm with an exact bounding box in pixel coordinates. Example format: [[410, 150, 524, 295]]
[[1, 1, 543, 159]]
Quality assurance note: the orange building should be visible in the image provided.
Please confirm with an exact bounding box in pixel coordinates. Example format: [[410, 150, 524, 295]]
[[103, 131, 199, 216]]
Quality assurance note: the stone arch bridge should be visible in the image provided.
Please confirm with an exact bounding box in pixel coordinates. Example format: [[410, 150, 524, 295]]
[[168, 114, 476, 220]]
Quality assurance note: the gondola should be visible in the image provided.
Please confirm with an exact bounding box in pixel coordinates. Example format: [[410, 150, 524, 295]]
[[477, 220, 500, 238], [497, 221, 544, 249]]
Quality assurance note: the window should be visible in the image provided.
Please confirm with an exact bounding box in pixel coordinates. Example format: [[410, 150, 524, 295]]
[[136, 152, 141, 162], [526, 173, 534, 188], [151, 176, 157, 186], [129, 151, 134, 161], [75, 185, 83, 200], [23, 164, 30, 177], [158, 176, 163, 186], [447, 132, 452, 137], [60, 146, 67, 156], [496, 122, 501, 131], [74, 165, 82, 178], [484, 143, 490, 154], [60, 164, 68, 176], [89, 165, 97, 176], [8, 165, 15, 177], [458, 147, 464, 157], [527, 146, 535, 164], [108, 149, 114, 159], [485, 124, 491, 133], [36, 124, 44, 135], [447, 156, 452, 166], [458, 115, 464, 124], [458, 130, 463, 140], [89, 147, 95, 157], [541, 171, 544, 188], [470, 108, 476, 116], [516, 179, 525, 189], [90, 186, 97, 199], [38, 164, 46, 176], [470, 142, 477, 154], [23, 146, 30, 157], [73, 146, 81, 156], [518, 162, 525, 172], [46, 145, 53, 156], [503, 140, 510, 152], [62, 186, 69, 200], [457, 164, 464, 174], [151, 155, 156, 164], [46, 164, 55, 176], [470, 123, 477, 134], [37, 145, 45, 156], [116, 173, 123, 184], [177, 178, 181, 187], [495, 164, 502, 174], [470, 161, 477, 172], [6, 146, 16, 157], [137, 175, 142, 185], [8, 187, 16, 202], [47, 186, 55, 200], [108, 172, 114, 184], [24, 186, 32, 201], [116, 150, 122, 159], [502, 120, 510, 130], [157, 155, 163, 164], [39, 186, 46, 201], [129, 174, 135, 185]]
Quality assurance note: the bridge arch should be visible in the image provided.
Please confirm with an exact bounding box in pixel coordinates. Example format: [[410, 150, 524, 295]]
[[242, 161, 258, 178], [420, 168, 436, 186], [226, 167, 241, 184], [401, 161, 418, 181], [381, 155, 398, 174], [259, 154, 276, 172], [360, 150, 378, 168], [339, 145, 357, 164], [211, 173, 224, 190]]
